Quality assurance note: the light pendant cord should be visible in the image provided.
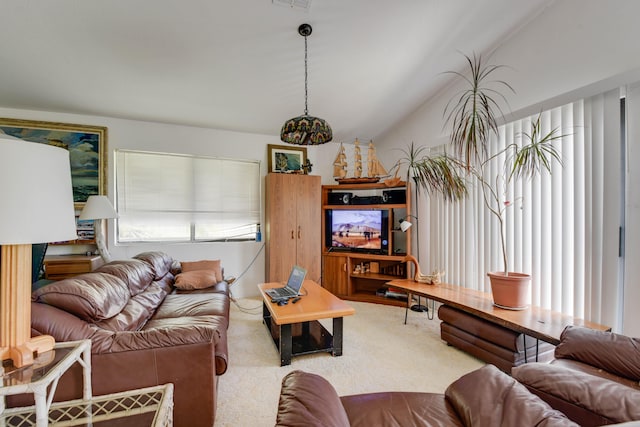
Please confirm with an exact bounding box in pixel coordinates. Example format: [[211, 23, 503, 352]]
[[304, 33, 308, 115]]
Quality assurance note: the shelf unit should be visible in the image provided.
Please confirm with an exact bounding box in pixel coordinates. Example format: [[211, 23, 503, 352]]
[[321, 181, 411, 306]]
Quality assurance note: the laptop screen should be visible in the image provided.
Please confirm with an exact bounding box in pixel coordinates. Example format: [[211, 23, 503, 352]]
[[286, 265, 307, 293]]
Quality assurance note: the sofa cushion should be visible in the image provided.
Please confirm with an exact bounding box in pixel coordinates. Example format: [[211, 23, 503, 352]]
[[341, 392, 462, 427], [174, 270, 219, 290], [445, 364, 578, 427], [512, 362, 640, 424], [32, 273, 129, 322], [96, 259, 155, 296], [134, 251, 174, 280], [95, 299, 151, 332], [276, 370, 350, 427], [181, 260, 223, 283], [555, 326, 640, 382], [550, 358, 640, 390]]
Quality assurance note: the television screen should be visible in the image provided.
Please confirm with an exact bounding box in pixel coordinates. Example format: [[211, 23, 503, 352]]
[[328, 209, 388, 253]]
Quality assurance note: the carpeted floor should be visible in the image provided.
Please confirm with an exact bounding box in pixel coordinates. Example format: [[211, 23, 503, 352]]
[[214, 297, 484, 426]]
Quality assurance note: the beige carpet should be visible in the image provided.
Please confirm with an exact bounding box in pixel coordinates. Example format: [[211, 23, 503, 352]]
[[214, 298, 484, 427]]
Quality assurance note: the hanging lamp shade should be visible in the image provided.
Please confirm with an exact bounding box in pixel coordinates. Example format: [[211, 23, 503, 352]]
[[280, 23, 333, 145]]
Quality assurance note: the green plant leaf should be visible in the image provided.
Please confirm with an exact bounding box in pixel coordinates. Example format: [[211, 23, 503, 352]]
[[411, 154, 468, 202], [509, 114, 564, 182], [443, 53, 514, 169]]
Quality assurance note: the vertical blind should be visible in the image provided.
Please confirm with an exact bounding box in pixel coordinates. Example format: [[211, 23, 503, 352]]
[[422, 89, 622, 328], [115, 149, 260, 243]]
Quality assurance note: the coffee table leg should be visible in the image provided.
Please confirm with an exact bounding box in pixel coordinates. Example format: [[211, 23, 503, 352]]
[[332, 317, 344, 357], [280, 324, 292, 366]]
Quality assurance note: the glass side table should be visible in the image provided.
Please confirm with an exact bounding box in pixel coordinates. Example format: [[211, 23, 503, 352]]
[[1, 383, 174, 427], [0, 339, 92, 427]]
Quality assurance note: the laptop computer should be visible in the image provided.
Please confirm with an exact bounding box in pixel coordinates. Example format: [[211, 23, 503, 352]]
[[265, 265, 307, 300]]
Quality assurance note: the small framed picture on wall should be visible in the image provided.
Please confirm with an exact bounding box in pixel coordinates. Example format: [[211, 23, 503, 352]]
[[267, 144, 307, 173]]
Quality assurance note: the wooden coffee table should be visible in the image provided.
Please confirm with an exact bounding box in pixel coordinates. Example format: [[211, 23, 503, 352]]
[[258, 280, 355, 366]]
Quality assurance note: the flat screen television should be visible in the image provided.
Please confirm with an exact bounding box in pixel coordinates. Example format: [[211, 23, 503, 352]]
[[325, 209, 389, 254]]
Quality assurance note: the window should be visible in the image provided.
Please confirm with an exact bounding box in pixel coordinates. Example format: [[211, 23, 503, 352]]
[[115, 149, 260, 243], [422, 89, 623, 328]]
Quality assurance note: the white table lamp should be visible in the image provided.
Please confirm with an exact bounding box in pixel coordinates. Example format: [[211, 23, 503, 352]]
[[0, 135, 77, 368], [79, 195, 117, 263]]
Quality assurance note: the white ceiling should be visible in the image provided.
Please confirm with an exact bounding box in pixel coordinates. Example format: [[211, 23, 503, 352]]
[[0, 0, 554, 143]]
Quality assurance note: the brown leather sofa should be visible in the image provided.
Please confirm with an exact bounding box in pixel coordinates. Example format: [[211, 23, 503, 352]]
[[10, 251, 229, 427], [438, 304, 556, 372], [513, 326, 640, 427], [276, 365, 580, 426]]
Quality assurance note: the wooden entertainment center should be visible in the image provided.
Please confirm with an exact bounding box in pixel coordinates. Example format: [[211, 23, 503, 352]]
[[321, 181, 412, 306]]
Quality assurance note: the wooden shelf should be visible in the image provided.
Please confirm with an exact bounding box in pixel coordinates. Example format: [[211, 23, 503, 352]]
[[324, 251, 407, 261], [322, 181, 407, 191], [50, 239, 96, 246], [322, 203, 407, 210], [344, 292, 408, 307], [350, 272, 405, 281]]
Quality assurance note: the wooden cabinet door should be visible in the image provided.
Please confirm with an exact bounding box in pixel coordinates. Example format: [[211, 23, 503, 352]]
[[294, 175, 321, 282], [266, 174, 297, 282], [322, 255, 349, 297], [265, 174, 321, 283]]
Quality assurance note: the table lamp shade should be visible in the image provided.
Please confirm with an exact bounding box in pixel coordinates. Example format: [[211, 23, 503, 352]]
[[79, 195, 117, 263], [79, 195, 116, 220], [0, 136, 78, 244], [0, 135, 77, 368]]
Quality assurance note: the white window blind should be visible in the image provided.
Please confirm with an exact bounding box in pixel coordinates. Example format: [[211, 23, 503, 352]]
[[115, 150, 260, 243], [422, 89, 622, 328]]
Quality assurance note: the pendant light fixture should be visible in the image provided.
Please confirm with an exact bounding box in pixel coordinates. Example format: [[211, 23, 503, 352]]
[[280, 23, 333, 145]]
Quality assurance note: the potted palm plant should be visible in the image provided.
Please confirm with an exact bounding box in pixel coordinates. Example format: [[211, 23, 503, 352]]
[[407, 53, 563, 309]]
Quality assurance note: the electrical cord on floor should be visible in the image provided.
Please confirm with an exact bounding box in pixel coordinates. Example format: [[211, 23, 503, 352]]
[[227, 242, 265, 314]]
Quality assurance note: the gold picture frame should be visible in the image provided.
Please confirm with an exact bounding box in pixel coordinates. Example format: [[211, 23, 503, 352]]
[[0, 118, 107, 208], [267, 144, 307, 173]]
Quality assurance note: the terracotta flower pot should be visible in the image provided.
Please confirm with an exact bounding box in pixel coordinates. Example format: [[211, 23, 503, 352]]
[[487, 272, 531, 310]]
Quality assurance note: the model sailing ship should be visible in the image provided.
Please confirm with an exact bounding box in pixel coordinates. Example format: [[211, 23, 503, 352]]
[[333, 138, 389, 184]]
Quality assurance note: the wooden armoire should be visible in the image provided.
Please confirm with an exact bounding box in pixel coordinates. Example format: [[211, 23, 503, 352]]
[[265, 173, 321, 283]]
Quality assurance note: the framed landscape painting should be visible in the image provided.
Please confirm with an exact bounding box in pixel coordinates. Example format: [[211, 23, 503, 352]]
[[0, 118, 107, 208], [267, 144, 307, 173]]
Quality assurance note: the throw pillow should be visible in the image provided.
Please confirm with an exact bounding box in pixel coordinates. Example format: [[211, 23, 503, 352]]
[[181, 259, 222, 283], [174, 270, 219, 290]]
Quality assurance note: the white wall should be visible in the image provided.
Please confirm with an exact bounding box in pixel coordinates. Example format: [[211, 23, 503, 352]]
[[375, 0, 640, 335], [0, 106, 321, 298]]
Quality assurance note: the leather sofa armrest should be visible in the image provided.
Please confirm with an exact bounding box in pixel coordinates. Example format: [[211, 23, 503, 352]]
[[276, 370, 350, 427], [513, 363, 640, 425]]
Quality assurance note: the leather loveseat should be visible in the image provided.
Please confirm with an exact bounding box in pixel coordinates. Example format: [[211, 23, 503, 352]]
[[276, 365, 580, 427], [512, 326, 640, 427], [10, 251, 229, 427]]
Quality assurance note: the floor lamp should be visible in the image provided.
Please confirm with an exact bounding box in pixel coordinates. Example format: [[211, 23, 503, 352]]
[[79, 195, 117, 263], [0, 135, 77, 368], [404, 175, 430, 313], [398, 214, 428, 312]]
